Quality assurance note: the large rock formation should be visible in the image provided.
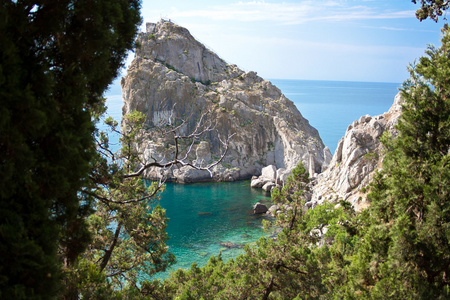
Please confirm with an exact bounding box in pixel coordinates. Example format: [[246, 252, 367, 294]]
[[310, 93, 403, 211], [121, 20, 331, 182]]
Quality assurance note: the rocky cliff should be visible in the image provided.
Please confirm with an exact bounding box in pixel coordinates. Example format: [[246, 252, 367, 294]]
[[310, 93, 403, 211], [121, 20, 331, 182]]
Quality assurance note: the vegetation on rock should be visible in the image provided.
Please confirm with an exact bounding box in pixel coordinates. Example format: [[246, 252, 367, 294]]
[[357, 24, 450, 297]]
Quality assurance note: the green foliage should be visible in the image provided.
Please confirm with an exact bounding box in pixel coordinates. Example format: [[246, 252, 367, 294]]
[[346, 24, 450, 298], [221, 162, 233, 169], [413, 0, 450, 21], [362, 151, 378, 162], [2, 1, 449, 298], [239, 120, 254, 127], [154, 163, 357, 299], [66, 111, 175, 297], [165, 63, 177, 72], [0, 1, 140, 298]]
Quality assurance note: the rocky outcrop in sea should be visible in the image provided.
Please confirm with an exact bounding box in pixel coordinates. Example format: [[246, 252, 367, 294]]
[[309, 92, 403, 210], [121, 20, 331, 182]]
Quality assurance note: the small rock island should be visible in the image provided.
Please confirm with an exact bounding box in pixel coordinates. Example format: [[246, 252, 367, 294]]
[[121, 20, 331, 183]]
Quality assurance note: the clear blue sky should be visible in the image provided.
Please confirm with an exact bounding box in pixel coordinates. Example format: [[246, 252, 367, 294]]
[[136, 0, 446, 83]]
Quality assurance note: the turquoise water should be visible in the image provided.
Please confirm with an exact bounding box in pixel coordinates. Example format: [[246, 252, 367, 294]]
[[155, 181, 271, 278], [103, 78, 401, 278]]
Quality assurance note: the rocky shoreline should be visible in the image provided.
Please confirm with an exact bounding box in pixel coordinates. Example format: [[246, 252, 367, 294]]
[[250, 92, 403, 211]]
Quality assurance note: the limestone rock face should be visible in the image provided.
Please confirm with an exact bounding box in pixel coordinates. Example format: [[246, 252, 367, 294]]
[[121, 20, 330, 182], [310, 93, 403, 210]]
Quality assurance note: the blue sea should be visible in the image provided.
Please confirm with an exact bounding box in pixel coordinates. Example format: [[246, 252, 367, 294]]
[[270, 79, 400, 154], [104, 77, 400, 278]]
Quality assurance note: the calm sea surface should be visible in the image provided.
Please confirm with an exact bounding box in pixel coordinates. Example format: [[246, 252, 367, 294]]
[[154, 181, 271, 278], [103, 78, 400, 278], [270, 79, 400, 154]]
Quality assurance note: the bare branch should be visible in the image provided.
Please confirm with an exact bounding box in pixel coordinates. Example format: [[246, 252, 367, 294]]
[[178, 136, 197, 162], [177, 132, 235, 177], [121, 107, 234, 179], [95, 138, 116, 161], [125, 129, 235, 179], [123, 160, 180, 179], [162, 117, 186, 135]]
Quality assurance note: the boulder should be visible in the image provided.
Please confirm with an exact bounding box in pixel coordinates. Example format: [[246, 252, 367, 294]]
[[276, 168, 286, 185], [250, 177, 265, 188], [261, 165, 277, 181], [262, 182, 276, 192], [219, 242, 244, 249], [253, 202, 268, 214], [173, 167, 211, 183], [267, 204, 280, 217], [198, 212, 213, 216]]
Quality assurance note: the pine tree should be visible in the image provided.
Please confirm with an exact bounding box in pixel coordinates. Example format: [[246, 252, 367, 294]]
[[63, 111, 175, 298], [413, 0, 450, 21], [347, 24, 450, 298], [0, 1, 140, 298]]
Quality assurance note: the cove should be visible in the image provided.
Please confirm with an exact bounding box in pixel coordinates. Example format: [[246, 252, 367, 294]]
[[152, 180, 272, 278]]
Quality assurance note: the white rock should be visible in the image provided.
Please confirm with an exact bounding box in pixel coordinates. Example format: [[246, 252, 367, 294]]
[[251, 178, 265, 188], [268, 204, 279, 213], [310, 92, 404, 211], [261, 165, 277, 181], [195, 141, 211, 166], [121, 21, 330, 183], [276, 168, 286, 185], [262, 182, 276, 192]]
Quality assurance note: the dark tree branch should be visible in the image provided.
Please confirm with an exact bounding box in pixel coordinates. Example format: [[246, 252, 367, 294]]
[[122, 126, 235, 179], [262, 276, 274, 300], [99, 223, 122, 272], [95, 138, 116, 161], [84, 180, 165, 205], [277, 262, 308, 275]]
